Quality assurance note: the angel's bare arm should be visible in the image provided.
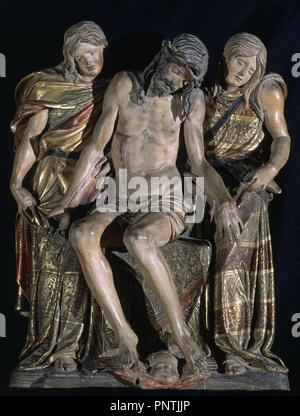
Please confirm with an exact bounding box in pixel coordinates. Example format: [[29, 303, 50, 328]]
[[10, 109, 49, 213]]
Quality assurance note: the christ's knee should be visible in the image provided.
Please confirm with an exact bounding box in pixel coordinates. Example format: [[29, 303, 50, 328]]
[[70, 220, 100, 253], [123, 226, 152, 257]]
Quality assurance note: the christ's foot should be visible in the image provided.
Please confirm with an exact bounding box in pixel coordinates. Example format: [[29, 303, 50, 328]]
[[174, 331, 207, 375], [118, 330, 141, 371]]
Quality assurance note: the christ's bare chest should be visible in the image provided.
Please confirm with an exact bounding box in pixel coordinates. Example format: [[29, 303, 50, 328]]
[[118, 94, 182, 137], [112, 93, 183, 172]]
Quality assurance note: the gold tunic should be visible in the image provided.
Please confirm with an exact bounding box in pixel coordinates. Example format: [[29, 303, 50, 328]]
[[204, 89, 264, 160], [13, 70, 104, 216], [11, 70, 117, 370], [201, 75, 288, 373]]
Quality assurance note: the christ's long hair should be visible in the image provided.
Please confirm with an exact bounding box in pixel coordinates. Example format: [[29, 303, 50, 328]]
[[136, 33, 209, 117]]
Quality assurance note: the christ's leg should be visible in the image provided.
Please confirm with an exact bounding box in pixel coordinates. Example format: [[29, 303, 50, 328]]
[[123, 212, 206, 374], [69, 211, 140, 369]]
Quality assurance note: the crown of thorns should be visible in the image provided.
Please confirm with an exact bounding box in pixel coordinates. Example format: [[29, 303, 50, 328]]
[[160, 35, 208, 85]]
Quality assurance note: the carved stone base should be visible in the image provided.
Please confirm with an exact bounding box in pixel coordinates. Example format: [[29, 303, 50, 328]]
[[10, 367, 125, 389], [199, 371, 290, 391], [10, 367, 289, 390]]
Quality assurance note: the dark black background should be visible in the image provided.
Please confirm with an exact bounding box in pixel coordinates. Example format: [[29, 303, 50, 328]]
[[0, 0, 299, 396]]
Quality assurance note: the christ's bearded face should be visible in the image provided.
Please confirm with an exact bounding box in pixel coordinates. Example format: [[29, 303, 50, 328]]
[[152, 61, 191, 97], [74, 42, 104, 80]]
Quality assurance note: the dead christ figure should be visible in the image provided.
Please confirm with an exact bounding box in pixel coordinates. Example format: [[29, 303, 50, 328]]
[[50, 34, 241, 375]]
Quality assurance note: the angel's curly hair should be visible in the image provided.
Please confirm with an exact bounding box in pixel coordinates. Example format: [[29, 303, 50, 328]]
[[214, 33, 267, 113], [58, 20, 107, 83]]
